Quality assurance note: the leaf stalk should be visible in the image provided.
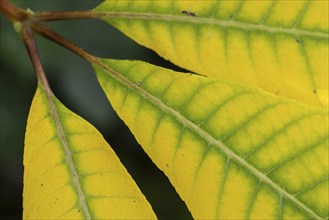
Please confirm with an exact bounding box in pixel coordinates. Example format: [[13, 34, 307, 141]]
[[32, 10, 103, 21], [0, 0, 29, 22], [31, 22, 97, 64], [20, 24, 50, 90], [1, 0, 99, 84]]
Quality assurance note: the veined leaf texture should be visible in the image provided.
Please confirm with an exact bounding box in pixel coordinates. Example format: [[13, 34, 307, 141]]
[[22, 0, 328, 219], [96, 0, 329, 108], [94, 59, 328, 220], [23, 84, 156, 219]]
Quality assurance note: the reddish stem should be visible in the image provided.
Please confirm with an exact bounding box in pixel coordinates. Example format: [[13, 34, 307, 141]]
[[1, 0, 101, 88], [31, 22, 97, 63], [0, 0, 29, 22], [20, 24, 48, 86], [32, 10, 103, 21]]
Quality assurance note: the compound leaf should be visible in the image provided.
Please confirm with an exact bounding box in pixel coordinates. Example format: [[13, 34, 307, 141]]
[[95, 0, 328, 108], [23, 84, 156, 219], [94, 59, 328, 220]]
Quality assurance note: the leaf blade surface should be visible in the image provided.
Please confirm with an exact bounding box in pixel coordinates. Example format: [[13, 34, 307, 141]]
[[95, 0, 329, 108], [23, 84, 156, 219], [94, 59, 328, 219]]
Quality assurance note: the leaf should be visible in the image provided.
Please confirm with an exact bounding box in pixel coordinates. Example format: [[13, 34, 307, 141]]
[[93, 58, 328, 219], [23, 84, 156, 219], [95, 0, 329, 108]]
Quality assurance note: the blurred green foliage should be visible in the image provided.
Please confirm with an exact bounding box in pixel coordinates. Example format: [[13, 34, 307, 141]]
[[0, 1, 191, 219]]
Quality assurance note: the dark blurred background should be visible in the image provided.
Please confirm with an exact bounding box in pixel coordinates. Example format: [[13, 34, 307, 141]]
[[0, 1, 192, 219]]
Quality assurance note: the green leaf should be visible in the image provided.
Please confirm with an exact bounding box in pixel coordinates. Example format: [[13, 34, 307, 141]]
[[95, 0, 328, 108], [23, 84, 156, 219], [93, 59, 328, 219]]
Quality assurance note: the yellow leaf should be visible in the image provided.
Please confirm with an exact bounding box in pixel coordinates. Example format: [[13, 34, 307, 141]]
[[95, 0, 329, 108], [23, 84, 156, 219], [94, 59, 328, 220]]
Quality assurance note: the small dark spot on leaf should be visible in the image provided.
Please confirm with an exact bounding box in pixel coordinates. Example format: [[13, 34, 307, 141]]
[[78, 210, 80, 213], [181, 10, 196, 17], [133, 200, 136, 203], [313, 89, 317, 94], [275, 89, 281, 95], [229, 15, 234, 19], [40, 183, 43, 187], [137, 81, 142, 86], [296, 39, 301, 44], [166, 163, 169, 167]]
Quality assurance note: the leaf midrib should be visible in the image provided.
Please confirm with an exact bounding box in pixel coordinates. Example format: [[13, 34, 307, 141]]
[[95, 60, 323, 220], [40, 84, 91, 219], [96, 11, 329, 39]]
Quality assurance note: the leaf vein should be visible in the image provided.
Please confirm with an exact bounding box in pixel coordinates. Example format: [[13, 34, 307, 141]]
[[96, 59, 323, 219]]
